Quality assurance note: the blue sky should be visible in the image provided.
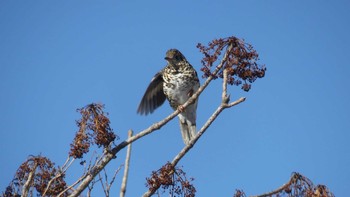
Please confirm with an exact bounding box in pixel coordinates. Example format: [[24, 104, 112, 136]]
[[1, 1, 349, 196]]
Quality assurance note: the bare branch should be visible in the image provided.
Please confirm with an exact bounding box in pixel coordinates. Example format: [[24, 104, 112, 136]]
[[120, 130, 133, 197], [247, 172, 334, 197], [222, 68, 230, 104], [172, 96, 245, 167], [21, 162, 38, 197], [250, 173, 311, 197], [251, 176, 296, 197]]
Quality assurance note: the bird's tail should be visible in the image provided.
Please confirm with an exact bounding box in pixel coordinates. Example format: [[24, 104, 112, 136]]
[[179, 121, 196, 145]]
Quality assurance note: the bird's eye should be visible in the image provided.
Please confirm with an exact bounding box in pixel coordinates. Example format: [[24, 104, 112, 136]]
[[175, 54, 181, 60]]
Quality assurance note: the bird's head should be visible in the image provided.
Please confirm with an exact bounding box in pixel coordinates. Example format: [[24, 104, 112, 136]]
[[164, 49, 187, 66]]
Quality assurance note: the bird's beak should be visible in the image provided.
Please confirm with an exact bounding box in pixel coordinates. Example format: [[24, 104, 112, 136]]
[[164, 57, 170, 61]]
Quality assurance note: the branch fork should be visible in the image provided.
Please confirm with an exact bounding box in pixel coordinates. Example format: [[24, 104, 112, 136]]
[[68, 42, 246, 197]]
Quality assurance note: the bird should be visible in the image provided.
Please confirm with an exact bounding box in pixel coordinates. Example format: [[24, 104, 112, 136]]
[[137, 49, 200, 145]]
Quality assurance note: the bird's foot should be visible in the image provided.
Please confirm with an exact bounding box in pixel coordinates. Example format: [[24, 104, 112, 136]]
[[177, 105, 185, 112]]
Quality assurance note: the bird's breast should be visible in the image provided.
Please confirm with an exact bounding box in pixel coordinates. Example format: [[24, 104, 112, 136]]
[[163, 73, 198, 106]]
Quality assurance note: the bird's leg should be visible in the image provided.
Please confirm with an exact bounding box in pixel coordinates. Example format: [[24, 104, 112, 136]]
[[187, 89, 194, 97]]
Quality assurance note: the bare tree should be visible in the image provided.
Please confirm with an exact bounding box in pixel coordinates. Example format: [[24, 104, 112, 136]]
[[2, 36, 333, 197]]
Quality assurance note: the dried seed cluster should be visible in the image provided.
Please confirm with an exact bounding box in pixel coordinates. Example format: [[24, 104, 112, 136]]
[[146, 162, 196, 197], [4, 156, 67, 196], [197, 36, 266, 91], [69, 103, 117, 159], [233, 172, 334, 197]]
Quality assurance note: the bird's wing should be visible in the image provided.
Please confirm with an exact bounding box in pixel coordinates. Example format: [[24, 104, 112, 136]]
[[137, 72, 166, 115]]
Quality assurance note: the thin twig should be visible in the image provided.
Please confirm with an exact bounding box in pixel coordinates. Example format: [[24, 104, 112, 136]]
[[43, 173, 63, 196], [97, 165, 123, 197], [110, 165, 123, 192], [87, 176, 101, 197], [61, 157, 71, 170], [98, 169, 108, 197], [42, 157, 75, 196], [57, 175, 85, 196], [120, 130, 133, 197]]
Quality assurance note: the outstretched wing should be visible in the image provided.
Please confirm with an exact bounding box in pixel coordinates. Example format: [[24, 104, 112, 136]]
[[137, 72, 166, 115]]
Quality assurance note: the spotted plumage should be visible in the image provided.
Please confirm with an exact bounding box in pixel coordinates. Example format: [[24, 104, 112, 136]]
[[137, 49, 200, 145]]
